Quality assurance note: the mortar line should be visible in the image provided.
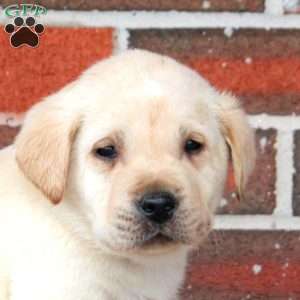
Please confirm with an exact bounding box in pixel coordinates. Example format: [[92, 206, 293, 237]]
[[113, 28, 130, 54], [214, 215, 300, 230], [265, 0, 284, 15], [1, 10, 300, 29], [273, 130, 294, 217]]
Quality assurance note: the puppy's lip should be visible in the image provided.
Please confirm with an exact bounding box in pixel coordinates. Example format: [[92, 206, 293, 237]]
[[142, 232, 175, 247]]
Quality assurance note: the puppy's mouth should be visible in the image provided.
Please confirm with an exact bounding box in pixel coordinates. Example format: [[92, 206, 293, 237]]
[[107, 209, 211, 252], [109, 219, 181, 251], [142, 232, 174, 247], [133, 221, 188, 250]]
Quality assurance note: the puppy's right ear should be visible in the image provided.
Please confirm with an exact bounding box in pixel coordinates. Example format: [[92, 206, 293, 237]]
[[15, 97, 80, 204]]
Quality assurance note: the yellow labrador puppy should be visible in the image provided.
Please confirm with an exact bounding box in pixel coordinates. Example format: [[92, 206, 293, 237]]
[[0, 50, 255, 300]]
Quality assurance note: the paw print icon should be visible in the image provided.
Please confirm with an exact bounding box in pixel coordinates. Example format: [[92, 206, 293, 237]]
[[4, 16, 45, 48]]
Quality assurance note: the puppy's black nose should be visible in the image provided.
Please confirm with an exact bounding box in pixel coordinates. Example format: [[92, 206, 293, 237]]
[[137, 191, 177, 224]]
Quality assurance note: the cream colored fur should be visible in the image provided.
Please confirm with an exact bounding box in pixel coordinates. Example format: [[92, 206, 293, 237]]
[[0, 50, 255, 300]]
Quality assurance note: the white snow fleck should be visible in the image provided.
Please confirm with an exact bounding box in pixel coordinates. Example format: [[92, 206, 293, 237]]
[[274, 243, 281, 249], [220, 198, 228, 207], [202, 0, 211, 9], [252, 264, 262, 275], [260, 136, 267, 152], [245, 57, 253, 64], [221, 62, 228, 68], [231, 192, 237, 198], [224, 27, 233, 38]]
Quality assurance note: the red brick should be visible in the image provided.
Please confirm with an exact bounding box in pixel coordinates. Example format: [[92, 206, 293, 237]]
[[130, 29, 300, 59], [0, 0, 265, 11], [130, 29, 300, 115], [0, 27, 113, 113], [219, 129, 276, 215], [182, 231, 300, 299], [0, 125, 20, 148], [186, 57, 300, 94]]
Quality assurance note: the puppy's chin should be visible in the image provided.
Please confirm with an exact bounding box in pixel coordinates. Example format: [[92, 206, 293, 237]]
[[95, 218, 211, 257], [106, 233, 208, 257], [101, 235, 184, 257], [132, 235, 183, 255], [136, 228, 211, 255]]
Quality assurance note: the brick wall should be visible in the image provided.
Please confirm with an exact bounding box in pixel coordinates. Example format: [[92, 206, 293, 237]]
[[0, 0, 300, 298]]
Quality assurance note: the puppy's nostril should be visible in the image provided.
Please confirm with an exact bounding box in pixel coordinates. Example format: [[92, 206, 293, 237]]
[[164, 203, 175, 212], [137, 191, 178, 224], [142, 202, 156, 214]]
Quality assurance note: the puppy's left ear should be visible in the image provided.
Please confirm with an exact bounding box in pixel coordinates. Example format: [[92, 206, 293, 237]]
[[15, 98, 80, 204], [216, 93, 256, 200]]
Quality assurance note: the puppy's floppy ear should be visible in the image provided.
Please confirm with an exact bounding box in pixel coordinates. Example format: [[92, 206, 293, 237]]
[[216, 93, 256, 200], [15, 97, 80, 204]]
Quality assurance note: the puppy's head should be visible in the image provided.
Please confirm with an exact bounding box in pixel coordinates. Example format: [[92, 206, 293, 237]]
[[15, 50, 255, 255]]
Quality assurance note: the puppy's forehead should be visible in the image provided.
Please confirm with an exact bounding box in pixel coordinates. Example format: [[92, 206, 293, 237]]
[[85, 93, 212, 132], [78, 50, 218, 136], [80, 50, 216, 110]]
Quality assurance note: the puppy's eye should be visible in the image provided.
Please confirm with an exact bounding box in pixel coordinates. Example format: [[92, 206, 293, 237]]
[[184, 139, 204, 155], [94, 145, 118, 160]]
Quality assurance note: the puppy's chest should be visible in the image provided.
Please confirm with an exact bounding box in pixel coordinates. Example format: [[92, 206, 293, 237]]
[[107, 292, 176, 300], [105, 276, 177, 300], [100, 261, 182, 300]]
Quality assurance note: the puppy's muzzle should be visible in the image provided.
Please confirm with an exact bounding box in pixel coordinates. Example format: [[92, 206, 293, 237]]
[[136, 191, 178, 224]]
